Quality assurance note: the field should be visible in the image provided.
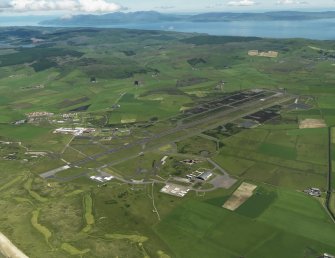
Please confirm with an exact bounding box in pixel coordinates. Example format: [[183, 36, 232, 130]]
[[0, 27, 335, 257], [223, 182, 257, 211], [155, 187, 335, 258], [213, 127, 329, 190]]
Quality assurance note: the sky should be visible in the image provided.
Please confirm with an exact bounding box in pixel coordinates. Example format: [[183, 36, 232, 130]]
[[0, 0, 334, 16]]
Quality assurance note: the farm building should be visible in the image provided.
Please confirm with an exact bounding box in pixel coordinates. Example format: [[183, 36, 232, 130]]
[[304, 187, 321, 197]]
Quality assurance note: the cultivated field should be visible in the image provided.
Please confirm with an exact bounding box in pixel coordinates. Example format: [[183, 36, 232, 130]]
[[223, 182, 257, 211]]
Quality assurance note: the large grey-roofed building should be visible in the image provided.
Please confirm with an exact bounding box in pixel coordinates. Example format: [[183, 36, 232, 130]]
[[196, 171, 213, 181]]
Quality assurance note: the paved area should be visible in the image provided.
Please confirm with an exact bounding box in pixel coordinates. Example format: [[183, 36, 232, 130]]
[[160, 184, 190, 197], [207, 159, 237, 189], [210, 175, 237, 189], [40, 165, 70, 179]]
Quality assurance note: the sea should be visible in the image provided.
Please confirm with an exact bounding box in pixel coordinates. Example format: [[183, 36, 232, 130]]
[[98, 19, 335, 40], [1, 16, 335, 40]]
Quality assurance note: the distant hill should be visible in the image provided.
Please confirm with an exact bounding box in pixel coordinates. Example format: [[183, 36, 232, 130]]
[[40, 11, 335, 26], [190, 11, 335, 22], [40, 11, 185, 26]]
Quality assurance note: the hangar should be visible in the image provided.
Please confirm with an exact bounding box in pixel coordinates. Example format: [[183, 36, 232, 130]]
[[196, 171, 213, 181]]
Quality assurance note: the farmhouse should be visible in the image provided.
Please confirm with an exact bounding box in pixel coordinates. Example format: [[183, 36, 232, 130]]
[[12, 119, 27, 125], [304, 187, 321, 197], [112, 104, 121, 109]]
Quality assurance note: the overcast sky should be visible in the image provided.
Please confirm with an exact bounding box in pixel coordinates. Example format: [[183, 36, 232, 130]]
[[0, 0, 334, 15]]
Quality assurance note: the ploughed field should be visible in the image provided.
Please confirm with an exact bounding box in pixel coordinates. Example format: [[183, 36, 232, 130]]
[[0, 27, 335, 258]]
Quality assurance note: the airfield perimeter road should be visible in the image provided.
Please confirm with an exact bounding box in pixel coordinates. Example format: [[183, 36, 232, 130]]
[[41, 90, 295, 179]]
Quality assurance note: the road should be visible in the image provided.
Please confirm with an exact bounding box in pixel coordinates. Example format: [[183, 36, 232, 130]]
[[326, 127, 335, 222], [0, 233, 28, 258]]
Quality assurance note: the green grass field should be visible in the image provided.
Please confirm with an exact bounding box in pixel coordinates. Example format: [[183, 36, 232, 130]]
[[154, 187, 335, 258], [213, 126, 328, 190], [0, 27, 335, 258]]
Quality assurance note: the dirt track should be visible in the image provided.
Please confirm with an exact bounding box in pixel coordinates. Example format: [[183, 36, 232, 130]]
[[0, 233, 28, 258]]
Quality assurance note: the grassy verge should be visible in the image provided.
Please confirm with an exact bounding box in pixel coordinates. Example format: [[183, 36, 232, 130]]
[[104, 233, 148, 243], [23, 178, 48, 203], [157, 250, 171, 258], [64, 190, 84, 197], [82, 193, 94, 233], [31, 209, 52, 244], [330, 194, 335, 218], [0, 176, 23, 192], [61, 243, 90, 256]]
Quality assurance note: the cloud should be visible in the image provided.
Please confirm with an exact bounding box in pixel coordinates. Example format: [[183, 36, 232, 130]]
[[156, 5, 175, 10], [206, 3, 224, 9], [2, 0, 121, 13], [227, 0, 256, 6], [276, 0, 308, 4], [0, 0, 10, 8], [76, 0, 120, 12]]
